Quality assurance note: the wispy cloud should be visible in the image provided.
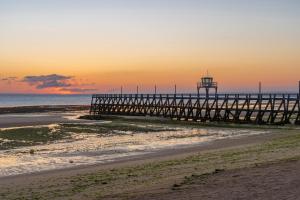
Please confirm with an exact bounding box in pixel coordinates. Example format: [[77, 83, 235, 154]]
[[60, 87, 97, 93], [22, 74, 73, 89], [1, 76, 17, 81], [1, 74, 97, 93], [21, 74, 97, 93], [0, 76, 18, 85]]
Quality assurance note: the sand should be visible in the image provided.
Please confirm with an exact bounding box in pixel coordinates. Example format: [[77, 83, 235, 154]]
[[0, 131, 279, 181], [1, 129, 299, 199], [0, 105, 89, 128], [0, 105, 89, 115], [0, 106, 300, 199], [130, 159, 300, 200]]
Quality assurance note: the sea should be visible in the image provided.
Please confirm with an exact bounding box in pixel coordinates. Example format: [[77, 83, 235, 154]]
[[0, 94, 92, 107]]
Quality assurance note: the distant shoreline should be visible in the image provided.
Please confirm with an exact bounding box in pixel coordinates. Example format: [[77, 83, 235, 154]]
[[0, 105, 90, 128], [0, 105, 90, 115]]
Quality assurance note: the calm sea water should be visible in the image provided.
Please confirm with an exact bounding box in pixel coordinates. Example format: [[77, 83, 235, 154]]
[[0, 94, 92, 107]]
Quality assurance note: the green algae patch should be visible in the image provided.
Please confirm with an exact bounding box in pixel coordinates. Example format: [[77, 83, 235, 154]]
[[0, 126, 70, 150], [0, 121, 175, 150]]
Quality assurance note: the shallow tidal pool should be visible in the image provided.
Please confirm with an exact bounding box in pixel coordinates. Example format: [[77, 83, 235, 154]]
[[0, 120, 268, 177]]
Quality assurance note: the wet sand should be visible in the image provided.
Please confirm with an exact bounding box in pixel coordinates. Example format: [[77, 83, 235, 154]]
[[0, 130, 293, 200], [0, 105, 89, 128], [0, 105, 89, 115], [0, 113, 73, 128], [0, 106, 299, 199], [0, 131, 278, 181], [0, 113, 271, 177]]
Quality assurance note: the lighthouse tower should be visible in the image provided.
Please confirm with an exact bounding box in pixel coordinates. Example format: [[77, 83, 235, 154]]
[[197, 73, 218, 97]]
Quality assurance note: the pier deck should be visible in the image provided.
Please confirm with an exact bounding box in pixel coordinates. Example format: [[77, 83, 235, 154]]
[[90, 93, 300, 125]]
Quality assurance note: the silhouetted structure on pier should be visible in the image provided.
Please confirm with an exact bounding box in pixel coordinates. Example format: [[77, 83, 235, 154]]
[[90, 78, 300, 125], [197, 74, 218, 97]]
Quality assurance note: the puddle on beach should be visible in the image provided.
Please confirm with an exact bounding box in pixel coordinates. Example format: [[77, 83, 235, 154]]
[[0, 121, 268, 177]]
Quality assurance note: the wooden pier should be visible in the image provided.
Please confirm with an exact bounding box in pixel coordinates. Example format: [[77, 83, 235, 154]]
[[90, 93, 300, 125]]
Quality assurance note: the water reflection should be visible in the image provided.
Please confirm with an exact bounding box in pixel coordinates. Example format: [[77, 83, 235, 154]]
[[0, 125, 267, 177]]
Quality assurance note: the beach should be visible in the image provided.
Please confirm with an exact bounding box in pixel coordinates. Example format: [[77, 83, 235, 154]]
[[2, 0, 299, 199], [0, 106, 299, 199]]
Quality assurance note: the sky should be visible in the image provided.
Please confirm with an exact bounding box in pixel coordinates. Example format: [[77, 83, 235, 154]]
[[0, 0, 299, 94]]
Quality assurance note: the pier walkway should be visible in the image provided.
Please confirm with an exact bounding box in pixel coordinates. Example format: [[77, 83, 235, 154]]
[[90, 93, 300, 125]]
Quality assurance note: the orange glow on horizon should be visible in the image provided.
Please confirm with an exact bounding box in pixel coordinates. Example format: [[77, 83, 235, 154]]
[[1, 0, 299, 94]]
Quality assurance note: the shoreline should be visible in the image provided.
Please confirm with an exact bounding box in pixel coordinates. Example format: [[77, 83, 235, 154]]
[[0, 106, 300, 199], [0, 105, 90, 128], [1, 128, 300, 199], [0, 130, 282, 181], [0, 105, 90, 115]]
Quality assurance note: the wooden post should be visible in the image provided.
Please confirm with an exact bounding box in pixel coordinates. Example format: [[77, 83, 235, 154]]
[[206, 88, 209, 99], [90, 83, 299, 125], [259, 82, 262, 94], [89, 95, 94, 115], [258, 82, 262, 124], [155, 85, 157, 95], [297, 81, 300, 124], [298, 81, 300, 95]]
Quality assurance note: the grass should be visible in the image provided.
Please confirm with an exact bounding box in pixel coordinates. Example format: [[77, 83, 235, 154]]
[[1, 129, 300, 199]]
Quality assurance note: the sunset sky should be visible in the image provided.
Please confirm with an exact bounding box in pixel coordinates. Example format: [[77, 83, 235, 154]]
[[0, 0, 299, 94]]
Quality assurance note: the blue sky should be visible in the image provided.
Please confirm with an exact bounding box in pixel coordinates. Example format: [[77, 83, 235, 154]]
[[0, 0, 299, 93]]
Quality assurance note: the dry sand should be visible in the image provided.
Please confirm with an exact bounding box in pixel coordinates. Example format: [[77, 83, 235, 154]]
[[130, 159, 300, 200]]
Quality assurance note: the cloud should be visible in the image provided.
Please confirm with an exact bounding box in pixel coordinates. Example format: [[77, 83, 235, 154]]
[[60, 87, 97, 93], [21, 74, 97, 93], [23, 74, 73, 89], [1, 76, 17, 81], [0, 76, 18, 84]]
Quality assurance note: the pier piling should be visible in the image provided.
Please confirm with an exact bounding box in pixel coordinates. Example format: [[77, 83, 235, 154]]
[[90, 92, 300, 125]]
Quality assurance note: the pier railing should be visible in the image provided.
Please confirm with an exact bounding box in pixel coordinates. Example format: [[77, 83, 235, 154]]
[[90, 93, 300, 125]]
